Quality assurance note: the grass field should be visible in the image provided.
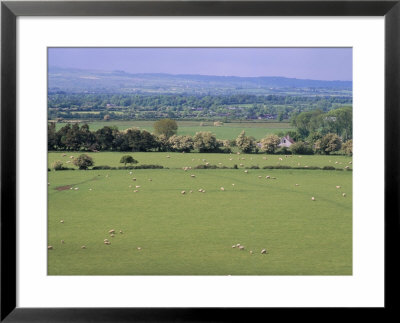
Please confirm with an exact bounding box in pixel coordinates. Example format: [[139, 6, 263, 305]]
[[48, 152, 352, 275], [48, 151, 352, 170], [54, 120, 294, 140]]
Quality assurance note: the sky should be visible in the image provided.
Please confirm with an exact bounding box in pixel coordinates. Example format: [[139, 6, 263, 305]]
[[48, 47, 352, 81]]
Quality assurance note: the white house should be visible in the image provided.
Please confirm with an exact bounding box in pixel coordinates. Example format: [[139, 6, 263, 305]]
[[278, 135, 295, 148]]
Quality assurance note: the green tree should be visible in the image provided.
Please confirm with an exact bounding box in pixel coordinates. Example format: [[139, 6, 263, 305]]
[[193, 132, 219, 153], [235, 130, 256, 153], [260, 134, 281, 154], [315, 133, 342, 155], [73, 154, 94, 170], [120, 155, 138, 166], [168, 135, 194, 152], [153, 119, 178, 138], [342, 139, 353, 156]]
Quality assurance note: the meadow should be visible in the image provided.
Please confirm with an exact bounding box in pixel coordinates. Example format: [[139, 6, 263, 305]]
[[54, 120, 294, 140], [48, 152, 352, 275]]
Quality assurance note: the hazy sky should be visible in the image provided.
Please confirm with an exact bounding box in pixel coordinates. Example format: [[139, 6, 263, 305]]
[[48, 47, 352, 81]]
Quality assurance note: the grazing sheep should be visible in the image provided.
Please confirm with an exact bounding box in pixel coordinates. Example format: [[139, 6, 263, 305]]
[[239, 246, 245, 251], [336, 186, 341, 189], [190, 190, 193, 193], [295, 184, 299, 186], [109, 229, 115, 234], [74, 187, 79, 190], [149, 178, 152, 181], [129, 171, 133, 175], [133, 190, 138, 193], [104, 241, 111, 245], [266, 176, 270, 179], [81, 246, 86, 249], [249, 251, 253, 254], [48, 246, 53, 250], [279, 157, 283, 161], [110, 233, 115, 237], [132, 178, 136, 181], [104, 239, 109, 242], [258, 176, 262, 179], [236, 243, 241, 247], [239, 163, 244, 167], [349, 161, 352, 164], [244, 170, 248, 173], [311, 197, 315, 201], [220, 187, 225, 191], [60, 220, 64, 223], [345, 166, 350, 169], [135, 185, 141, 188], [181, 190, 186, 195], [119, 230, 123, 234], [232, 245, 236, 248], [129, 185, 132, 188], [342, 193, 346, 197], [61, 240, 64, 244], [137, 247, 142, 250], [166, 155, 170, 158], [89, 188, 92, 191], [261, 249, 267, 254], [232, 184, 235, 186], [191, 174, 196, 178], [62, 154, 66, 157]]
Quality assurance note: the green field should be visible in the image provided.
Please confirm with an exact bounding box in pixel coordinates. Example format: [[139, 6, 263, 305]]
[[48, 152, 352, 275], [48, 151, 352, 170], [54, 120, 294, 140]]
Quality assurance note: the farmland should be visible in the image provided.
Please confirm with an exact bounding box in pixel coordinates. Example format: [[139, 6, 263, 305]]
[[48, 152, 352, 275]]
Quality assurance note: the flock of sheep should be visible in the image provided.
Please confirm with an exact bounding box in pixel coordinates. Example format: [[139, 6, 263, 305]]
[[49, 152, 350, 255]]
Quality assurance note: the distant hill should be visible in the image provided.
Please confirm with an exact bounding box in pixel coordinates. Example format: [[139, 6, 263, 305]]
[[48, 66, 352, 96]]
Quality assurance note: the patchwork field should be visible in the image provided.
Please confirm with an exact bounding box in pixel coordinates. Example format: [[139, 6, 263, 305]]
[[54, 120, 294, 140], [48, 152, 352, 275]]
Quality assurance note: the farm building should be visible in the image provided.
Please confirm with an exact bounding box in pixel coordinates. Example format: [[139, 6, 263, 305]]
[[278, 135, 295, 148]]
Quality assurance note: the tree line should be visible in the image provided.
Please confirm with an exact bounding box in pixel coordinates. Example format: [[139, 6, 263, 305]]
[[48, 93, 352, 121], [48, 117, 352, 156]]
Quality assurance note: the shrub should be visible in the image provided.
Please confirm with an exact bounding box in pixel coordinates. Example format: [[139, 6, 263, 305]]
[[275, 147, 292, 155], [120, 155, 138, 166], [92, 165, 114, 170], [322, 166, 336, 170], [73, 154, 94, 170], [52, 160, 64, 171], [290, 141, 314, 155]]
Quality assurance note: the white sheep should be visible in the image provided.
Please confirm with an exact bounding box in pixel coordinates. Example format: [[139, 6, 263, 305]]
[[239, 246, 245, 251], [137, 247, 142, 250], [311, 197, 315, 201], [336, 186, 341, 189], [48, 246, 53, 250], [81, 246, 86, 249], [132, 178, 136, 181], [181, 190, 186, 194], [261, 249, 267, 254], [60, 220, 64, 223], [119, 230, 123, 234], [61, 240, 65, 244], [244, 170, 248, 173], [104, 241, 111, 245], [342, 193, 346, 197], [191, 174, 196, 178], [220, 187, 225, 191], [109, 229, 115, 234]]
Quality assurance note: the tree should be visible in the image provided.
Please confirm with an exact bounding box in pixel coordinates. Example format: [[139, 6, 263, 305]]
[[153, 119, 178, 138], [235, 130, 256, 153], [290, 141, 313, 155], [315, 133, 342, 155], [342, 139, 353, 156], [260, 134, 281, 154], [193, 132, 220, 153], [120, 155, 138, 166], [168, 135, 194, 152], [73, 154, 94, 170]]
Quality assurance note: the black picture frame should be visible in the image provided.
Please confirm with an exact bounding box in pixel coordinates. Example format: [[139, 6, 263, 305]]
[[1, 0, 399, 321]]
